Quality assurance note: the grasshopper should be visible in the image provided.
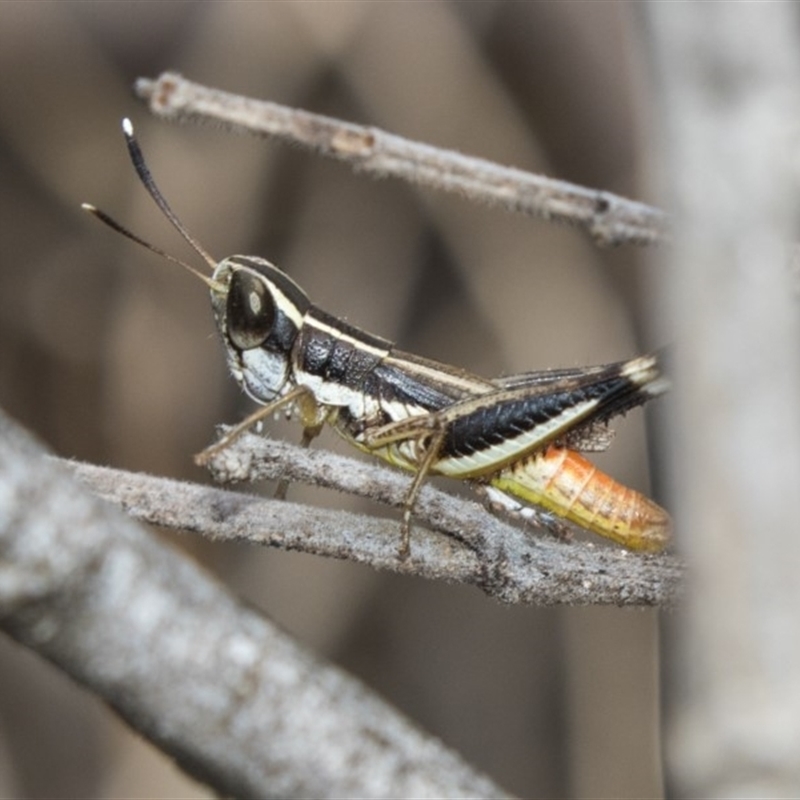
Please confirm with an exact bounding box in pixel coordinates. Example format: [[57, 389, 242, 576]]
[[84, 119, 670, 557]]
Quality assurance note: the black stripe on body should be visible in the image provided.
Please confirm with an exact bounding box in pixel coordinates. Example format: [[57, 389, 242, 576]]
[[368, 360, 467, 411], [363, 349, 499, 426], [295, 309, 391, 389], [498, 353, 666, 411], [440, 374, 636, 461], [335, 350, 494, 439]]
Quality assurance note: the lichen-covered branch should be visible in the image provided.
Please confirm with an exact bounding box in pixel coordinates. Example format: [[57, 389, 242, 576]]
[[135, 72, 670, 247]]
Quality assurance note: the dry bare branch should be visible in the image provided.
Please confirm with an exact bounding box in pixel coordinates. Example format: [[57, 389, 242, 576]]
[[0, 408, 510, 799], [134, 72, 670, 247], [62, 432, 684, 608]]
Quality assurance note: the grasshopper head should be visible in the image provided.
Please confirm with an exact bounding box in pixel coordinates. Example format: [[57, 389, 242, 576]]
[[211, 256, 311, 403]]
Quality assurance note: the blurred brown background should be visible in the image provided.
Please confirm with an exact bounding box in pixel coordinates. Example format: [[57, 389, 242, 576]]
[[0, 2, 666, 797]]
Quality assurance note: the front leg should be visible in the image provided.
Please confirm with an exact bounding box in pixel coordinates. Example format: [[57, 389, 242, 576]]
[[195, 384, 314, 466]]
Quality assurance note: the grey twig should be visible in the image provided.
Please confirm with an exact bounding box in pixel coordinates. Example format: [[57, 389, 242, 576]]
[[135, 72, 671, 247], [64, 432, 684, 608], [0, 409, 509, 800]]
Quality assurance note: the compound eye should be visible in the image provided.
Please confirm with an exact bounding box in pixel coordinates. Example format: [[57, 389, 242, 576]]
[[226, 270, 275, 350]]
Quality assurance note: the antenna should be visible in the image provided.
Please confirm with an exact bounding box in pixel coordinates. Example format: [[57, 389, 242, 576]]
[[121, 118, 217, 270], [82, 118, 225, 292], [81, 203, 223, 292]]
